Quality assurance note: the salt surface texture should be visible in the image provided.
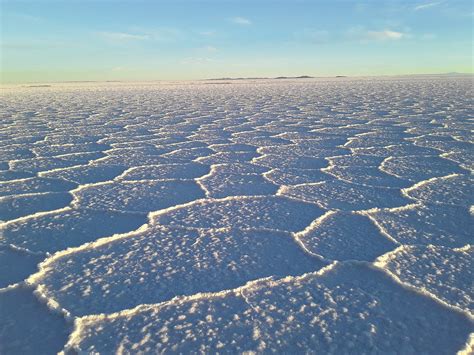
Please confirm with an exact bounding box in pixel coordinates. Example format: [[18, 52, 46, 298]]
[[0, 77, 472, 354]]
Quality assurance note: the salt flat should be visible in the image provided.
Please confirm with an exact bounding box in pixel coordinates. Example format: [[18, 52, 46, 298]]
[[0, 77, 473, 354]]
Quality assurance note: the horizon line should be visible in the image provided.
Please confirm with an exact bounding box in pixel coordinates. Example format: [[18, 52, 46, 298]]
[[1, 72, 473, 86]]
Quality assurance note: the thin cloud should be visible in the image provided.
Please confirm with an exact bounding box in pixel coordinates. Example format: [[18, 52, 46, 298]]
[[414, 2, 442, 11], [98, 32, 150, 41], [347, 27, 406, 42], [230, 17, 251, 25], [127, 27, 184, 42], [366, 30, 404, 40]]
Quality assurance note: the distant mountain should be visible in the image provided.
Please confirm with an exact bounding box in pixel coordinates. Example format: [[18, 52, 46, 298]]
[[206, 72, 473, 82], [207, 77, 268, 81], [275, 75, 314, 79], [207, 75, 315, 81]]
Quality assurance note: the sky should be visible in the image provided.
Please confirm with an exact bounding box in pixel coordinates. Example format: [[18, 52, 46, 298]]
[[1, 0, 473, 83]]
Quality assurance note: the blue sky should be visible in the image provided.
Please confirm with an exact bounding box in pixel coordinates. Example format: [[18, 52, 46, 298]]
[[1, 0, 473, 83]]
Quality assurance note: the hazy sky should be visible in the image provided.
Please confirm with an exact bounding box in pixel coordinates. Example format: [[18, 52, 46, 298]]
[[1, 0, 473, 83]]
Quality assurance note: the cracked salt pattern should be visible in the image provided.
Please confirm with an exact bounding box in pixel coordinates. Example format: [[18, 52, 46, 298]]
[[0, 77, 473, 354]]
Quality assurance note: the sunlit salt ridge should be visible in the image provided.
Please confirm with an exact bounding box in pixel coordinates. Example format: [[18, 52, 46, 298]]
[[0, 77, 473, 354]]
